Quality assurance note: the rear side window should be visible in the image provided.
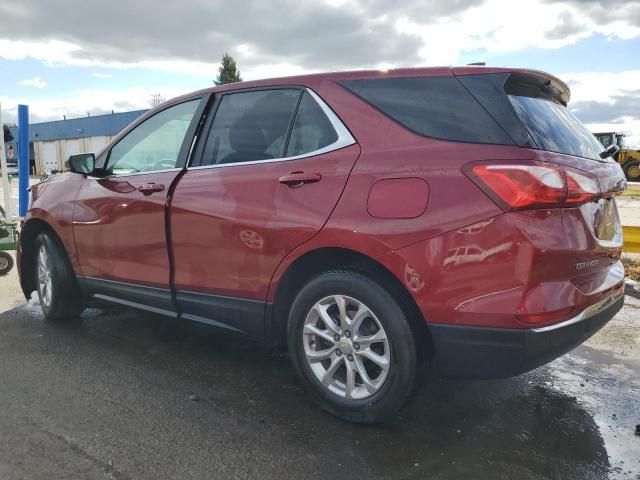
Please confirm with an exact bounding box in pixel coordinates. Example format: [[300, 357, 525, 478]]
[[286, 92, 338, 157], [340, 77, 514, 145], [202, 89, 300, 166], [508, 95, 605, 161]]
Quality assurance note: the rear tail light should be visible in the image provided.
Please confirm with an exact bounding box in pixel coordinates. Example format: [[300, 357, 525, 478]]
[[465, 162, 601, 210], [565, 169, 600, 204]]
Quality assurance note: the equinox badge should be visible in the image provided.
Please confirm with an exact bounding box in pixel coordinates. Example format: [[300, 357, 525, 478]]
[[576, 259, 599, 272]]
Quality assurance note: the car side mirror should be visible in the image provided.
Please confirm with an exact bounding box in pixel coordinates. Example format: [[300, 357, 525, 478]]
[[600, 144, 620, 159], [66, 153, 95, 174]]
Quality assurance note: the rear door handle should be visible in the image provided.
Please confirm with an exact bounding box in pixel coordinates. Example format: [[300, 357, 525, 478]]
[[278, 171, 322, 188], [138, 183, 165, 196]]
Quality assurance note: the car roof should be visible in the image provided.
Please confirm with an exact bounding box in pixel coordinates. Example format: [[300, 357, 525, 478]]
[[169, 65, 571, 106]]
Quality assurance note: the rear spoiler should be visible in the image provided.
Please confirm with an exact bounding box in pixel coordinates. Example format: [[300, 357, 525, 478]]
[[504, 71, 571, 106], [452, 67, 571, 106]]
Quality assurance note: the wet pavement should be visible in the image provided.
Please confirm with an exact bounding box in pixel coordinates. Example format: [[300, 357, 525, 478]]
[[0, 283, 638, 479]]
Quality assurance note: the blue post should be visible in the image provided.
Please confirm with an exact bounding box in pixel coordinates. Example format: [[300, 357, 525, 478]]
[[18, 104, 29, 217]]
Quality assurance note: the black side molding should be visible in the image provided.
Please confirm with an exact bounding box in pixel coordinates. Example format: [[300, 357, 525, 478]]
[[79, 277, 270, 342], [81, 276, 176, 316], [176, 290, 266, 339]]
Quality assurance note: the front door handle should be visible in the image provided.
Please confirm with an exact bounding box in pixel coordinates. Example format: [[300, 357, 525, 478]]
[[278, 171, 322, 188], [138, 183, 165, 196]]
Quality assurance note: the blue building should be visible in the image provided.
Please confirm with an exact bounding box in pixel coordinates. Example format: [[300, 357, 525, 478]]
[[7, 110, 146, 174]]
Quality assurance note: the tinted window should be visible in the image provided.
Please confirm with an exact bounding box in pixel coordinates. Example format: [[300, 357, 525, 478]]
[[107, 100, 200, 175], [202, 89, 300, 166], [456, 73, 532, 147], [509, 95, 605, 160], [286, 92, 338, 157], [340, 77, 513, 145]]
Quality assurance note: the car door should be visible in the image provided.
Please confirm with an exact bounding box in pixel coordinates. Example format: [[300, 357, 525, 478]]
[[72, 97, 205, 313], [170, 88, 360, 335]]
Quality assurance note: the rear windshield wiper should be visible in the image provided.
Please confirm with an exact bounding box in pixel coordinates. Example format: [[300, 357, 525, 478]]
[[600, 144, 620, 159]]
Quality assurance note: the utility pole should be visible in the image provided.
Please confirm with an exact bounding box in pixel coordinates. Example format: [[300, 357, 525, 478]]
[[151, 93, 166, 108], [0, 103, 13, 219], [17, 105, 29, 218]]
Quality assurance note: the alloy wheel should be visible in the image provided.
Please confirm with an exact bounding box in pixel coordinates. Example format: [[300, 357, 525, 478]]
[[302, 295, 391, 400], [37, 244, 53, 307]]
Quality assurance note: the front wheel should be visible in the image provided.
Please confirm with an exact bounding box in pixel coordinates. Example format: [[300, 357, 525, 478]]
[[288, 270, 417, 423], [34, 232, 84, 321]]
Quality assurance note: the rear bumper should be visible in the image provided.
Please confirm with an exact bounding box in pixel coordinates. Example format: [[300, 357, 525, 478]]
[[429, 294, 624, 379]]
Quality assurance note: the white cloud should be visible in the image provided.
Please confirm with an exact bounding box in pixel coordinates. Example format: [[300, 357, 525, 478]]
[[0, 86, 189, 124], [564, 70, 640, 148], [396, 0, 640, 65], [0, 1, 638, 78], [93, 72, 113, 79], [17, 76, 47, 88], [0, 39, 215, 76], [563, 70, 640, 104]]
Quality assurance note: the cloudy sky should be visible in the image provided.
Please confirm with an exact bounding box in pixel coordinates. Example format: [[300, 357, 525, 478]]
[[1, 0, 639, 146]]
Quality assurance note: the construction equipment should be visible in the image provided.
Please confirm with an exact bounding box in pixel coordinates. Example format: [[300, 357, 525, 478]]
[[594, 132, 640, 181]]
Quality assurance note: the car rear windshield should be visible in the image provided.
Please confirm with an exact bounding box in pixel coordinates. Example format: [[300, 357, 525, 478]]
[[508, 95, 604, 161], [341, 73, 607, 161]]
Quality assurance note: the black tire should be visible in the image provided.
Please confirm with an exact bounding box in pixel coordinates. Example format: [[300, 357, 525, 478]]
[[287, 270, 417, 424], [0, 251, 13, 276], [34, 232, 84, 321], [623, 160, 640, 182]]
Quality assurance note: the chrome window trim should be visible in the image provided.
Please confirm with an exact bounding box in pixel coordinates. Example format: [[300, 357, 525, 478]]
[[87, 167, 182, 180], [188, 87, 356, 171]]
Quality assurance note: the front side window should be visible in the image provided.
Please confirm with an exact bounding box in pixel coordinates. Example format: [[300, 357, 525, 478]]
[[202, 89, 300, 166], [286, 92, 338, 157], [107, 99, 200, 175]]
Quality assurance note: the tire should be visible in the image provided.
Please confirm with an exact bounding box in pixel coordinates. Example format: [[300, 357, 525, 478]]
[[0, 251, 13, 276], [34, 232, 84, 321], [288, 270, 417, 424], [623, 160, 640, 182]]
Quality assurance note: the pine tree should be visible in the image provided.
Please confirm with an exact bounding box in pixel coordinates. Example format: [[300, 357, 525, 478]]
[[214, 53, 242, 86]]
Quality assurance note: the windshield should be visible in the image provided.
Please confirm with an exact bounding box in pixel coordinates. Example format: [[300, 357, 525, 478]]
[[509, 95, 606, 161]]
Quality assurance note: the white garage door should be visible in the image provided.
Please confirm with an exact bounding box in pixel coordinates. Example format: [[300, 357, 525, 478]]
[[88, 136, 111, 153], [42, 142, 59, 174], [63, 139, 84, 159]]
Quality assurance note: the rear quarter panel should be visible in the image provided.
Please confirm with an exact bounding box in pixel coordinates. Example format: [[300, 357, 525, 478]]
[[268, 79, 523, 301]]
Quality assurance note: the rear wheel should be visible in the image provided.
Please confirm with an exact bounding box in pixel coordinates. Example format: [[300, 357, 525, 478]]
[[0, 251, 13, 276], [34, 232, 84, 321], [288, 270, 417, 423], [623, 160, 640, 182]]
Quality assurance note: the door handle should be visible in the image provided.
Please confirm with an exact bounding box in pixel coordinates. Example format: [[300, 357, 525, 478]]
[[138, 183, 165, 196], [278, 171, 322, 188]]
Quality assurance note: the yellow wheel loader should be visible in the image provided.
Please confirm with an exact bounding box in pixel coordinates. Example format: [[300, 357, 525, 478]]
[[594, 132, 640, 181]]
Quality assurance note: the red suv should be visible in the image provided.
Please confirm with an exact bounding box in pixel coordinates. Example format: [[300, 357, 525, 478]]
[[18, 67, 626, 423]]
